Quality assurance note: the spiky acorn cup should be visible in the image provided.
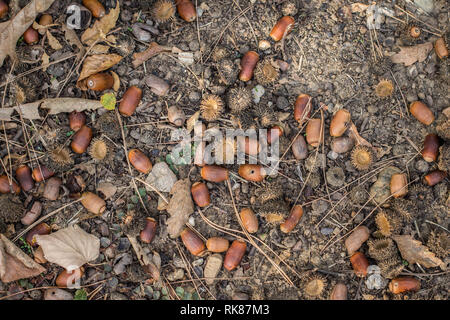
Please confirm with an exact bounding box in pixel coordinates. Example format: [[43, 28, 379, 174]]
[[368, 238, 398, 261], [95, 112, 121, 139], [391, 198, 415, 222], [375, 210, 403, 237], [0, 194, 24, 225], [259, 200, 290, 224], [374, 79, 394, 99], [254, 103, 275, 127], [351, 145, 373, 171], [378, 256, 405, 279], [255, 183, 284, 204], [116, 34, 136, 57], [152, 0, 175, 23], [88, 138, 114, 163], [436, 112, 450, 141], [254, 59, 279, 85], [231, 112, 257, 130], [200, 95, 224, 121], [437, 143, 449, 173], [44, 146, 74, 174], [217, 59, 238, 85], [228, 87, 252, 114], [302, 274, 327, 299], [427, 231, 449, 259]]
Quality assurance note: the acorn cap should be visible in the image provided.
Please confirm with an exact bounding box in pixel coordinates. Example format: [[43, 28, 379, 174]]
[[367, 238, 398, 261], [351, 145, 373, 171], [200, 95, 223, 121], [303, 274, 327, 299]]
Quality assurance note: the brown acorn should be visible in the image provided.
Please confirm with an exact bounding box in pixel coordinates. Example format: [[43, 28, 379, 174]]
[[71, 125, 93, 154], [270, 16, 295, 41], [267, 125, 283, 145], [330, 109, 351, 137], [191, 182, 210, 207], [240, 208, 258, 233], [0, 0, 9, 19], [81, 192, 106, 215], [86, 73, 114, 91], [23, 26, 39, 45], [422, 133, 440, 162], [409, 101, 434, 125], [350, 252, 369, 277], [200, 165, 229, 182], [280, 205, 304, 233], [21, 201, 42, 226], [82, 0, 106, 18], [176, 0, 196, 22], [390, 173, 408, 198], [180, 228, 206, 256], [0, 175, 21, 194], [293, 94, 311, 125], [224, 240, 246, 271], [128, 149, 152, 174], [56, 267, 85, 288], [329, 282, 347, 300], [238, 164, 266, 182], [26, 223, 51, 247], [39, 14, 53, 27], [345, 226, 370, 255], [292, 135, 308, 160], [424, 170, 447, 186], [69, 111, 86, 132], [408, 26, 421, 38], [239, 51, 259, 82], [389, 277, 420, 294], [119, 86, 142, 117], [434, 37, 448, 59], [140, 217, 157, 244], [16, 165, 34, 192], [305, 118, 323, 147], [331, 136, 354, 154], [206, 237, 230, 253]]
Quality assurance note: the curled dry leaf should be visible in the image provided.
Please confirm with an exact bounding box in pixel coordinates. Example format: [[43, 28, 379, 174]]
[[166, 179, 194, 238], [81, 1, 120, 46], [0, 0, 56, 66], [111, 71, 120, 91], [132, 42, 172, 68], [61, 24, 85, 59], [97, 181, 117, 200], [186, 111, 200, 133], [348, 123, 372, 147], [390, 42, 433, 66], [127, 235, 160, 281], [91, 44, 110, 54], [76, 54, 123, 89], [0, 234, 46, 283], [46, 29, 62, 50], [41, 52, 50, 72], [393, 235, 446, 270], [35, 224, 100, 271], [0, 98, 103, 121]]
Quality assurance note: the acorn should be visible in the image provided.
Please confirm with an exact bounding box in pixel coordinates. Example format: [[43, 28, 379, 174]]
[[145, 75, 170, 96], [180, 228, 205, 256], [331, 136, 354, 154], [390, 173, 408, 198], [206, 237, 230, 253], [228, 87, 252, 114], [238, 164, 266, 182], [421, 133, 440, 162], [330, 109, 351, 137], [140, 217, 157, 244], [56, 267, 85, 288], [375, 79, 394, 98], [82, 0, 105, 18], [409, 101, 434, 125], [23, 26, 39, 45], [176, 0, 196, 22], [303, 274, 327, 299], [350, 252, 369, 277], [224, 240, 246, 271], [239, 51, 259, 82], [86, 73, 114, 91], [16, 165, 34, 192], [344, 225, 370, 255], [39, 14, 53, 27], [389, 277, 420, 294], [21, 201, 42, 226], [119, 86, 142, 117], [152, 0, 175, 23], [0, 0, 9, 19], [280, 205, 303, 233], [254, 59, 279, 85], [200, 95, 223, 122], [81, 192, 106, 215], [292, 134, 308, 160], [43, 177, 62, 201], [294, 94, 311, 125], [270, 16, 295, 41], [69, 111, 86, 132], [240, 208, 258, 234], [408, 25, 421, 38], [168, 106, 186, 126], [200, 165, 229, 182], [305, 119, 323, 147], [350, 145, 373, 170], [424, 170, 447, 186], [267, 125, 283, 145], [434, 37, 448, 59], [128, 149, 152, 174], [26, 222, 51, 247], [329, 282, 347, 300], [71, 125, 93, 154], [0, 175, 20, 194], [191, 182, 210, 207]]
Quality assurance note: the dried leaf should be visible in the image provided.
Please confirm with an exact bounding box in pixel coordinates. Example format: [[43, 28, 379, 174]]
[[111, 71, 120, 91], [46, 29, 62, 50], [351, 3, 369, 13], [166, 179, 194, 238], [186, 111, 200, 133], [127, 235, 160, 281], [36, 225, 100, 271], [0, 0, 56, 66], [77, 54, 123, 83], [390, 42, 433, 66], [132, 42, 172, 68], [41, 52, 50, 72], [393, 235, 446, 270], [348, 122, 372, 147], [97, 182, 117, 200], [91, 44, 110, 54], [81, 1, 120, 46], [0, 234, 46, 283], [61, 24, 85, 59]]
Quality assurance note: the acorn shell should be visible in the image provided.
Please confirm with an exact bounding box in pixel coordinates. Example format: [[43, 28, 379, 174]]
[[409, 101, 434, 125], [81, 192, 106, 215], [270, 16, 295, 41], [240, 208, 258, 233], [228, 87, 251, 114], [330, 109, 351, 137], [224, 240, 246, 271], [238, 164, 266, 182], [180, 228, 205, 256]]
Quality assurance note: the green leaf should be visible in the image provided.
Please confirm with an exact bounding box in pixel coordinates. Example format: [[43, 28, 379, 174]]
[[66, 130, 74, 137], [175, 286, 184, 298], [138, 187, 147, 197], [74, 289, 88, 300], [100, 93, 116, 110]]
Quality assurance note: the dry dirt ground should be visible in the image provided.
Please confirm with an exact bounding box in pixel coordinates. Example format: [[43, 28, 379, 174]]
[[0, 0, 449, 300]]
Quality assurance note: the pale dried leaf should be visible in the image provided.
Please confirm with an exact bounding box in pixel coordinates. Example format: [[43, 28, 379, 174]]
[[186, 111, 200, 133], [46, 30, 62, 50], [393, 235, 446, 270], [41, 52, 50, 72], [91, 44, 110, 54], [348, 122, 372, 147], [36, 225, 100, 271], [390, 42, 433, 66], [351, 3, 369, 13], [166, 179, 194, 238], [111, 71, 120, 91], [127, 235, 160, 281], [0, 234, 46, 283], [81, 1, 120, 46], [97, 182, 117, 200], [0, 0, 56, 66], [61, 24, 85, 59], [77, 54, 123, 83]]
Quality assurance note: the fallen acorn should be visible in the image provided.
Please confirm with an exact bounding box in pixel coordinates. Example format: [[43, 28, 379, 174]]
[[422, 133, 440, 162], [344, 225, 370, 255], [200, 165, 229, 182], [167, 106, 186, 127], [389, 277, 420, 294], [238, 164, 266, 182], [409, 101, 434, 125], [16, 165, 34, 192], [434, 37, 448, 59], [43, 177, 62, 201], [305, 118, 323, 147], [82, 0, 105, 18], [331, 136, 354, 154], [293, 94, 311, 125], [69, 111, 86, 132], [81, 192, 106, 215], [424, 170, 447, 186], [140, 217, 157, 244], [292, 135, 308, 160], [239, 51, 259, 82], [119, 86, 143, 117], [390, 173, 408, 198], [31, 165, 54, 182], [0, 175, 21, 194], [329, 282, 347, 300], [270, 16, 295, 41], [71, 125, 93, 154], [267, 125, 283, 145], [191, 182, 211, 207], [128, 149, 152, 174], [21, 201, 42, 226], [23, 26, 39, 45], [86, 73, 114, 91], [38, 14, 53, 28], [0, 0, 8, 19], [350, 252, 369, 277], [224, 240, 247, 271], [408, 25, 421, 38], [56, 267, 85, 288], [280, 205, 303, 233], [26, 222, 51, 247], [145, 74, 169, 96], [176, 0, 196, 22], [240, 208, 258, 233], [180, 228, 206, 256], [206, 237, 230, 253], [330, 109, 351, 137]]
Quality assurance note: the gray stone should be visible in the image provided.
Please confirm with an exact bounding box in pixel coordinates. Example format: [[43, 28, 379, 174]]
[[145, 162, 177, 193], [413, 0, 434, 13]]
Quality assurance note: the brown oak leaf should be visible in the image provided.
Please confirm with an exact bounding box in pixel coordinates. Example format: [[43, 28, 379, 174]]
[[393, 235, 446, 270], [166, 179, 194, 238], [390, 42, 433, 66], [81, 1, 120, 46]]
